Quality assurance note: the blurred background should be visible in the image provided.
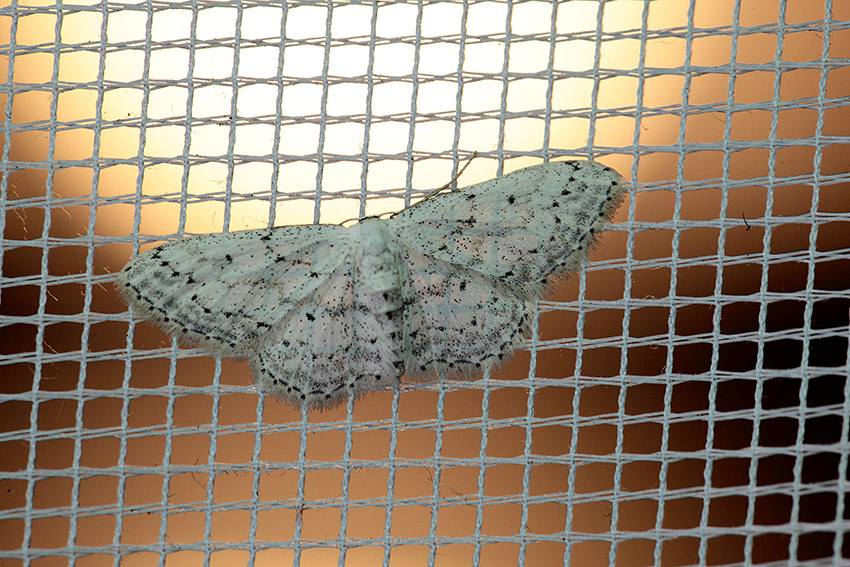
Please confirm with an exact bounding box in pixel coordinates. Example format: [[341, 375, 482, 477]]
[[1, 1, 849, 565]]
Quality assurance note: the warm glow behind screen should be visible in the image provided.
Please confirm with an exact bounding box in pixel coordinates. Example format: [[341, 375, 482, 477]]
[[1, 1, 849, 566]]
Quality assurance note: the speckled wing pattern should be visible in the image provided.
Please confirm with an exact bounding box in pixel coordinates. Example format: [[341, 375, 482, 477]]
[[118, 224, 349, 352], [118, 160, 625, 408], [392, 160, 625, 379]]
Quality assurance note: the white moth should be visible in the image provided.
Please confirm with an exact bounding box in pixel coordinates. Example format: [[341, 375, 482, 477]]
[[118, 160, 625, 408]]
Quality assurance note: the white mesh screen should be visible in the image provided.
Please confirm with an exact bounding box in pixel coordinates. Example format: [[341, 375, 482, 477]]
[[2, 1, 849, 566]]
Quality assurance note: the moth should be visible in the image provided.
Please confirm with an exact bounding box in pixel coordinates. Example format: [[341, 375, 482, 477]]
[[118, 160, 625, 407]]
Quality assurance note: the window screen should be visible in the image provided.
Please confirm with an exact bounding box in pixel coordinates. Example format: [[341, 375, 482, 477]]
[[2, 1, 849, 566]]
